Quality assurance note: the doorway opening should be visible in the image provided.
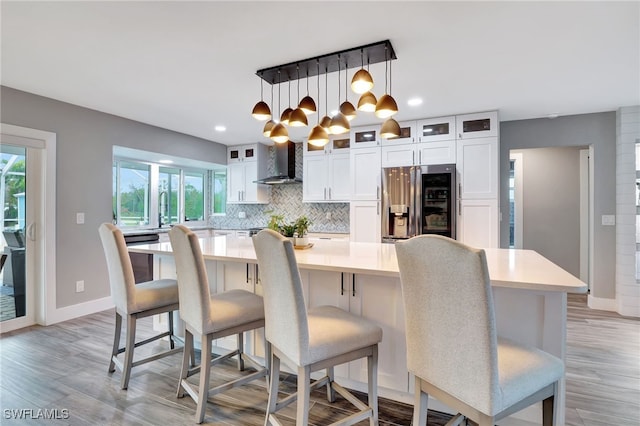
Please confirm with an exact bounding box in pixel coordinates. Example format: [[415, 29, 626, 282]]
[[509, 146, 592, 288]]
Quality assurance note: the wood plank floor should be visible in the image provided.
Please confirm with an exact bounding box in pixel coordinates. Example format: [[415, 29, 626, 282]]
[[0, 294, 638, 425]]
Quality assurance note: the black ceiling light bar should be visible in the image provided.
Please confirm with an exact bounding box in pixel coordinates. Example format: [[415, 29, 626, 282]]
[[256, 40, 396, 84]]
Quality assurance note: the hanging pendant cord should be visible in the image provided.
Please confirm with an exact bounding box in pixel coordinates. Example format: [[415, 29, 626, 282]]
[[296, 65, 300, 103], [316, 60, 321, 124], [325, 66, 329, 116], [337, 54, 341, 107]]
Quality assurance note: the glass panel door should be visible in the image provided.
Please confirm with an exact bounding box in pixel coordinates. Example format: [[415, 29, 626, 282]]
[[0, 145, 26, 321]]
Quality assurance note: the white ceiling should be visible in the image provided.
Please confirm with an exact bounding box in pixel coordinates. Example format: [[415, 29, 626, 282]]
[[2, 1, 638, 147]]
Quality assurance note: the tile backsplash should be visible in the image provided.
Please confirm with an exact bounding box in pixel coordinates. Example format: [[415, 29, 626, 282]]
[[210, 143, 350, 233]]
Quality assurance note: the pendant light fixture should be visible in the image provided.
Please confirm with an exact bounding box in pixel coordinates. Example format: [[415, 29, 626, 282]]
[[375, 46, 398, 119], [251, 73, 271, 121], [280, 80, 293, 125], [351, 49, 374, 94], [339, 57, 357, 121], [270, 70, 289, 144], [357, 91, 378, 112], [330, 55, 350, 135], [308, 60, 329, 147], [263, 83, 275, 137], [289, 65, 308, 127], [380, 117, 401, 139], [299, 68, 317, 115], [319, 66, 332, 134]]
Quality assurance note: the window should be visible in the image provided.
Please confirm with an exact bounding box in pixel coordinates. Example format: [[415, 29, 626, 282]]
[[113, 154, 226, 228], [1, 147, 26, 229], [184, 171, 205, 222], [116, 161, 150, 226], [212, 171, 226, 215], [159, 167, 180, 227]]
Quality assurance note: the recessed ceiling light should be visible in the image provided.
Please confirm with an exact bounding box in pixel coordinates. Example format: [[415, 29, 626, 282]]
[[407, 98, 423, 107], [215, 125, 226, 132], [159, 159, 174, 164]]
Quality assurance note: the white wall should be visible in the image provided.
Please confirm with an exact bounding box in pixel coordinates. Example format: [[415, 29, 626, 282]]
[[616, 106, 640, 317], [514, 147, 582, 278], [0, 86, 227, 311]]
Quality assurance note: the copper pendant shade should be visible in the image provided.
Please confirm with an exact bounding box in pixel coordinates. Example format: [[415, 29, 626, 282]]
[[357, 91, 377, 112], [262, 119, 275, 137], [289, 107, 308, 127], [380, 117, 401, 139], [351, 68, 374, 94], [308, 124, 329, 146], [375, 94, 399, 119], [280, 107, 293, 125], [339, 101, 357, 121], [320, 115, 332, 134], [270, 122, 289, 144], [329, 112, 350, 135], [251, 101, 271, 121]]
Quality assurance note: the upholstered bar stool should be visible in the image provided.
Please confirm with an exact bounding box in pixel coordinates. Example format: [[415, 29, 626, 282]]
[[253, 229, 382, 426], [168, 225, 268, 424], [98, 223, 181, 390], [395, 235, 564, 426]]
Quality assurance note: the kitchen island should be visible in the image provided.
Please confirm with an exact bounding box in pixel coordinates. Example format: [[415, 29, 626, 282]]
[[129, 235, 587, 426]]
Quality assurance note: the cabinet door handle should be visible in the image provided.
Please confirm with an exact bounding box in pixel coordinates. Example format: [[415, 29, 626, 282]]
[[341, 273, 344, 296], [419, 150, 422, 164], [328, 187, 332, 200], [376, 186, 380, 199], [324, 188, 327, 200], [459, 200, 462, 216], [412, 151, 415, 165], [256, 264, 260, 284], [377, 201, 380, 215], [352, 274, 356, 297], [246, 263, 249, 283]]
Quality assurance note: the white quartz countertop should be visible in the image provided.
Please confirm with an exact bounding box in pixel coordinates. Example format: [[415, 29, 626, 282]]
[[129, 235, 587, 294]]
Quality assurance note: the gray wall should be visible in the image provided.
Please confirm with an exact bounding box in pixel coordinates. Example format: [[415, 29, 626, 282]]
[[500, 112, 616, 299], [514, 147, 582, 277], [1, 86, 227, 308]]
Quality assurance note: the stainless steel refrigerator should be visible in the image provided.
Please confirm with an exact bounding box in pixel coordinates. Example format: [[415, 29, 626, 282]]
[[381, 164, 456, 243]]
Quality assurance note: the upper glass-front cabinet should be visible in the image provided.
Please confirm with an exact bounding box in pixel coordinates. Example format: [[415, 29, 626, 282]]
[[381, 121, 416, 145], [350, 125, 380, 149], [228, 144, 257, 163], [304, 136, 350, 156], [455, 111, 498, 139], [417, 116, 456, 142]]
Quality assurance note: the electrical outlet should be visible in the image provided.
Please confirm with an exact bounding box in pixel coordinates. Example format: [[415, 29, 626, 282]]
[[76, 280, 85, 293], [76, 212, 85, 224]]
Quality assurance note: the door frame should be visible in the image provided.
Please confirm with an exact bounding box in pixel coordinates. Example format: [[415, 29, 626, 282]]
[[0, 123, 56, 332]]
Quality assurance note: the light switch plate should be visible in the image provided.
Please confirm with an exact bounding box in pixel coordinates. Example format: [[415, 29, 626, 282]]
[[601, 215, 615, 226], [76, 212, 85, 224]]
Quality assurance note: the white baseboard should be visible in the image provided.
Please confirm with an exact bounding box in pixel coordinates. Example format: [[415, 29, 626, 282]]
[[587, 294, 617, 312], [45, 296, 114, 325]]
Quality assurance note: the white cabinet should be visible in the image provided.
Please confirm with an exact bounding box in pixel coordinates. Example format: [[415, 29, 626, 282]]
[[227, 143, 269, 204], [456, 137, 498, 199], [350, 146, 381, 242], [456, 111, 498, 139], [381, 144, 416, 167], [455, 112, 499, 249], [303, 137, 350, 202], [228, 144, 260, 163], [381, 121, 417, 145], [350, 201, 381, 243], [416, 140, 456, 165], [350, 147, 381, 201], [381, 140, 455, 167], [350, 125, 380, 149], [300, 270, 408, 393], [417, 116, 456, 142], [457, 199, 499, 248]]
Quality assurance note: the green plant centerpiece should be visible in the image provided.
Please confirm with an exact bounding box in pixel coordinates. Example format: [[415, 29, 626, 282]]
[[266, 213, 312, 246], [280, 222, 296, 238], [294, 215, 312, 246]]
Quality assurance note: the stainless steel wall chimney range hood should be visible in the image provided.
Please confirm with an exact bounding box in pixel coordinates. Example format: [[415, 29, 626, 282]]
[[254, 141, 301, 185]]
